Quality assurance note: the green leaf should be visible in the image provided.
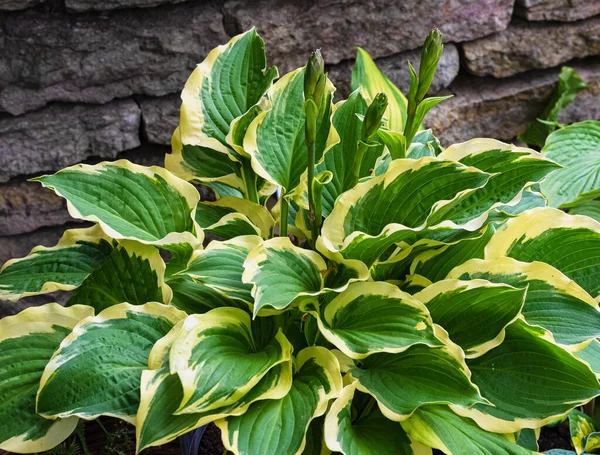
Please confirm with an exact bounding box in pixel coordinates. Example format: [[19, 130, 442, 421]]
[[448, 257, 600, 349], [414, 279, 525, 358], [135, 321, 293, 452], [571, 201, 600, 223], [352, 48, 408, 133], [242, 237, 326, 315], [408, 224, 495, 283], [167, 274, 247, 314], [519, 66, 588, 148], [168, 307, 292, 414], [403, 405, 535, 455], [316, 89, 383, 217], [575, 340, 600, 376], [516, 429, 539, 451], [166, 29, 277, 182], [319, 157, 490, 266], [0, 225, 114, 301], [303, 281, 441, 360], [325, 382, 415, 455], [431, 139, 560, 227], [408, 129, 443, 158], [540, 121, 600, 208], [0, 303, 93, 453], [66, 240, 171, 312], [349, 329, 485, 420], [36, 303, 186, 423], [245, 67, 337, 195], [217, 347, 342, 455], [32, 160, 201, 246], [194, 196, 274, 240], [486, 207, 600, 299], [180, 236, 262, 306], [457, 320, 600, 433]]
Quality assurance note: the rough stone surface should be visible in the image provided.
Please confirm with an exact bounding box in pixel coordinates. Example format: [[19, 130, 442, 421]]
[[0, 3, 228, 115], [425, 59, 600, 146], [328, 44, 460, 100], [0, 0, 45, 10], [0, 98, 140, 182], [463, 18, 600, 78], [515, 0, 600, 22], [0, 180, 73, 236], [65, 0, 190, 12], [140, 94, 181, 145], [224, 0, 514, 73]]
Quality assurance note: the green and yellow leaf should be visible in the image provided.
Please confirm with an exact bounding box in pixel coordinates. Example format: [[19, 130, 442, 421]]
[[242, 237, 327, 315], [194, 196, 274, 239], [0, 303, 93, 454], [319, 157, 490, 266], [485, 207, 600, 300], [165, 29, 277, 183], [32, 160, 201, 246], [244, 67, 338, 196], [303, 281, 441, 359], [179, 235, 262, 305], [325, 382, 417, 455], [455, 320, 600, 433], [348, 326, 485, 421], [351, 48, 407, 133], [66, 240, 172, 311], [0, 225, 113, 301], [217, 346, 342, 455], [430, 139, 560, 228], [36, 302, 185, 423], [168, 307, 292, 414], [414, 279, 525, 358], [136, 320, 292, 451], [447, 257, 600, 349], [403, 405, 535, 455]]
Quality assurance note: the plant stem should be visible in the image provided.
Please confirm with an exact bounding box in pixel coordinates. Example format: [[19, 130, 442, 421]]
[[241, 160, 258, 203], [280, 195, 289, 237], [307, 141, 318, 242], [349, 140, 369, 188]]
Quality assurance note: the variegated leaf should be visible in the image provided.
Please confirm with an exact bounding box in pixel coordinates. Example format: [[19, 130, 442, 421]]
[[325, 382, 418, 455], [448, 257, 600, 349], [217, 347, 342, 455], [0, 303, 93, 454], [32, 160, 201, 246], [403, 405, 535, 455], [168, 307, 292, 414], [303, 281, 441, 360], [194, 196, 274, 240], [0, 225, 113, 301], [36, 303, 186, 423], [454, 320, 600, 433], [485, 207, 600, 300], [414, 279, 525, 358]]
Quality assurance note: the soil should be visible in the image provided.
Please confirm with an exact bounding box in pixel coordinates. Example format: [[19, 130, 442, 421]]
[[538, 422, 574, 452]]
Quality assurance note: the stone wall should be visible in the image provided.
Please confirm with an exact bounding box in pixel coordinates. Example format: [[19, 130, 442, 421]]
[[1, 0, 599, 274]]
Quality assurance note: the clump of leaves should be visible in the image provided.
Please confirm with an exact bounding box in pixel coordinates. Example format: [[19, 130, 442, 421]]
[[1, 28, 600, 455]]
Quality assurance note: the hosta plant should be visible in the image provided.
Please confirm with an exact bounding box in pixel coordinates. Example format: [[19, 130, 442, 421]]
[[2, 28, 600, 455], [518, 66, 600, 223]]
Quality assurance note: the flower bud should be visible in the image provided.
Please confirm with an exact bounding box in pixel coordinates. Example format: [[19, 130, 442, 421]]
[[304, 50, 326, 108], [361, 93, 388, 143], [416, 28, 443, 102]]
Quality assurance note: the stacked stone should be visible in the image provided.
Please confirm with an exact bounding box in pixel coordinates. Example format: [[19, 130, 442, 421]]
[[0, 0, 598, 268]]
